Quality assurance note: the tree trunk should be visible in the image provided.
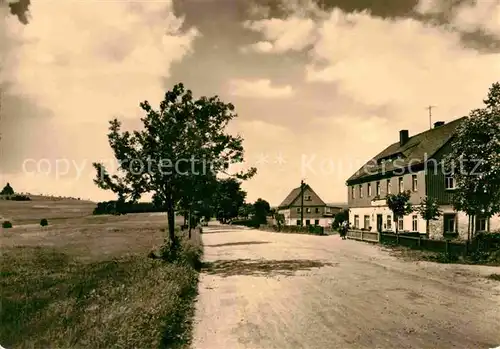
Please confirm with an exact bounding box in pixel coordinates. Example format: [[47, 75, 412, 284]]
[[166, 199, 176, 244], [471, 215, 476, 239], [188, 207, 192, 239], [395, 214, 398, 233], [426, 219, 429, 237], [467, 214, 471, 241]]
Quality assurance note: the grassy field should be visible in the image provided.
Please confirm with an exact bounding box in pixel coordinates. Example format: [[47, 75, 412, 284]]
[[0, 197, 200, 349]]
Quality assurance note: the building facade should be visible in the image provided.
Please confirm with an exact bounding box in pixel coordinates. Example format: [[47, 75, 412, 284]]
[[277, 183, 342, 227], [346, 118, 500, 240]]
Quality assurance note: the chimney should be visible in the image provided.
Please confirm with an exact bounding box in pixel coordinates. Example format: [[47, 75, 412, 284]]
[[399, 130, 409, 146], [434, 121, 445, 128]]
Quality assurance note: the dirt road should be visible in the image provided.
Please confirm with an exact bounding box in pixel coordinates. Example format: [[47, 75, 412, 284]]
[[192, 225, 500, 349]]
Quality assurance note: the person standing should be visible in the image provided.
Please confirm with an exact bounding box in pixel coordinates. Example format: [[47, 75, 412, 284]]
[[341, 220, 347, 239]]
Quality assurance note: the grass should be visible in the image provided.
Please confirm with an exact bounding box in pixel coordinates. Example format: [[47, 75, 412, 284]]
[[487, 273, 500, 281], [380, 241, 500, 266], [0, 197, 200, 348]]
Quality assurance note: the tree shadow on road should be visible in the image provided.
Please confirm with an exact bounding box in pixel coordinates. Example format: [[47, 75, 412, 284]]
[[201, 258, 337, 277], [205, 241, 270, 248]]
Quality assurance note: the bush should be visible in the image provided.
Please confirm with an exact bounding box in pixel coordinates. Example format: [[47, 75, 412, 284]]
[[40, 219, 48, 227], [308, 225, 325, 235], [2, 221, 13, 228], [178, 236, 203, 270], [426, 252, 459, 263], [93, 200, 166, 215], [230, 219, 260, 228], [11, 194, 31, 201], [153, 229, 203, 270], [0, 194, 31, 201]]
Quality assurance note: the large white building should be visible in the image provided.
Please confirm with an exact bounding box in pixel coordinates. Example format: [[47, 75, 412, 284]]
[[345, 118, 500, 240]]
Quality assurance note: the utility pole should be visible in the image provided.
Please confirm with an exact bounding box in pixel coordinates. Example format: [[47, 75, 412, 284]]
[[426, 105, 436, 129], [300, 179, 304, 226]]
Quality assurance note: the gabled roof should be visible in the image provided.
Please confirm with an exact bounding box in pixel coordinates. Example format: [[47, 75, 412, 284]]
[[346, 117, 466, 184], [278, 184, 325, 208]]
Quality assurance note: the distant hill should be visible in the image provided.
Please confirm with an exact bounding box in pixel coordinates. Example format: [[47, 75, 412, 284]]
[[2, 192, 95, 203]]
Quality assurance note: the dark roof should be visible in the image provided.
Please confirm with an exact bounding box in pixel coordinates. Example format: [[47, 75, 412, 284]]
[[346, 117, 466, 184], [326, 203, 348, 209], [278, 184, 325, 208]]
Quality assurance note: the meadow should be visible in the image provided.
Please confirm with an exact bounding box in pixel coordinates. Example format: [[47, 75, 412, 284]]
[[0, 196, 199, 349]]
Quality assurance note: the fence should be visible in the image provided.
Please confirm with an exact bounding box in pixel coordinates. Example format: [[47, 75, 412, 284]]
[[346, 230, 471, 256], [346, 229, 379, 242], [379, 232, 470, 256]]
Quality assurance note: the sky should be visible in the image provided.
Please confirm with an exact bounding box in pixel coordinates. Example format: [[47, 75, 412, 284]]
[[1, 0, 500, 206]]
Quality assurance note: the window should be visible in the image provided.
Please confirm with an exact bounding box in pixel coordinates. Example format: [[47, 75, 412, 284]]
[[351, 186, 355, 199], [306, 208, 311, 213], [296, 219, 301, 225], [376, 181, 381, 196], [315, 208, 320, 213], [364, 215, 370, 229], [326, 207, 331, 213], [354, 215, 359, 228], [359, 185, 363, 198], [305, 195, 311, 201], [412, 215, 418, 232], [398, 216, 404, 231], [412, 175, 418, 192], [314, 219, 320, 225], [387, 215, 392, 230], [305, 219, 310, 226], [398, 177, 404, 193], [443, 214, 456, 233], [476, 217, 488, 232], [367, 183, 372, 196], [387, 179, 392, 195], [297, 208, 301, 213], [445, 176, 456, 189]]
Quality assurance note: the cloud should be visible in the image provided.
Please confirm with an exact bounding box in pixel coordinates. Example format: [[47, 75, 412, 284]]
[[0, 0, 198, 199], [228, 78, 294, 98], [240, 41, 273, 53], [415, 0, 500, 38], [241, 16, 317, 53], [2, 1, 198, 124], [452, 1, 500, 37], [242, 1, 500, 111], [413, 0, 445, 15]]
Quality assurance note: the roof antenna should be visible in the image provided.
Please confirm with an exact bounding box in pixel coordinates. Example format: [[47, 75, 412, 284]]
[[426, 105, 436, 130]]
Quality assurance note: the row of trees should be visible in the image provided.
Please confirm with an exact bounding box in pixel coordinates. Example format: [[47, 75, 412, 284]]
[[386, 82, 500, 239], [0, 183, 31, 201], [93, 83, 257, 245], [236, 198, 272, 224]]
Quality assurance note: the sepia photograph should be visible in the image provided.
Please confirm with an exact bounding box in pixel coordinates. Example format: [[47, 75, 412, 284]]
[[1, 0, 499, 348]]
